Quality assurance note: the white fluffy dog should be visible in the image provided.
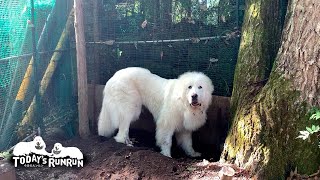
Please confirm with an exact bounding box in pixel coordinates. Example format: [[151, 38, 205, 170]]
[[51, 143, 83, 159], [98, 67, 214, 158], [13, 136, 49, 156]]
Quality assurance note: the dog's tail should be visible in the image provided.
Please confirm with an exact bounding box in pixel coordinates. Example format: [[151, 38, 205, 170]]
[[97, 102, 116, 137]]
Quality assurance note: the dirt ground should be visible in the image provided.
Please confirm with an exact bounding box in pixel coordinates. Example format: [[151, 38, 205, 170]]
[[13, 129, 250, 180]]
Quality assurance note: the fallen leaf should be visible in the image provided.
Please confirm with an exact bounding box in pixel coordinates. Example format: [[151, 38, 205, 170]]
[[105, 40, 115, 45], [141, 20, 148, 29]]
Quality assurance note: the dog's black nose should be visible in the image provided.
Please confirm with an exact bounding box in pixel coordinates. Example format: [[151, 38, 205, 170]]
[[192, 94, 198, 99]]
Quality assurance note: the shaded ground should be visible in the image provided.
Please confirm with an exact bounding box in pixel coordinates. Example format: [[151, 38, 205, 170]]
[[14, 130, 249, 180]]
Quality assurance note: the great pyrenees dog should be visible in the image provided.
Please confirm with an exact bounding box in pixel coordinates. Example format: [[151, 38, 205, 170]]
[[98, 67, 214, 158]]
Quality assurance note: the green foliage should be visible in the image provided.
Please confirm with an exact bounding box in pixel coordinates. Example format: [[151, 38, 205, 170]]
[[310, 107, 320, 121], [0, 151, 12, 160], [297, 107, 320, 148]]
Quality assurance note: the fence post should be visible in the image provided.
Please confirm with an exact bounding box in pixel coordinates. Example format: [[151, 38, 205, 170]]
[[74, 0, 90, 138], [92, 0, 101, 133]]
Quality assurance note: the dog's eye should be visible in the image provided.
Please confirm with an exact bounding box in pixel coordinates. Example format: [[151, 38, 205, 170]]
[[188, 86, 192, 89], [198, 86, 202, 89]]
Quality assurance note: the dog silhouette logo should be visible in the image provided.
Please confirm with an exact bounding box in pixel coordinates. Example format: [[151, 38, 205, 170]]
[[13, 136, 49, 156], [51, 143, 83, 160], [11, 136, 84, 168]]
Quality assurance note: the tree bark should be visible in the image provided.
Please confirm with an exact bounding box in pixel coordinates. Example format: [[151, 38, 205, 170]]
[[221, 0, 320, 178], [230, 0, 283, 115]]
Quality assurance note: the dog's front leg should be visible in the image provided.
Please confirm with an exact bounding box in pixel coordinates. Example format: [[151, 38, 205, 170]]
[[176, 130, 201, 157], [156, 127, 174, 158]]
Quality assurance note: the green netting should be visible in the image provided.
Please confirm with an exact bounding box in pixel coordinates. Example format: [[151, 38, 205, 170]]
[[0, 0, 76, 151], [0, 0, 55, 88]]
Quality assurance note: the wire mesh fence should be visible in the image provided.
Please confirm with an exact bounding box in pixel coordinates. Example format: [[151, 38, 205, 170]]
[[0, 0, 246, 151], [0, 0, 76, 151], [84, 0, 244, 97]]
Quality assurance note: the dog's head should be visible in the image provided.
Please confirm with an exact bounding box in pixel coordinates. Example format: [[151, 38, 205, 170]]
[[178, 72, 214, 109], [52, 143, 63, 154], [33, 136, 46, 150]]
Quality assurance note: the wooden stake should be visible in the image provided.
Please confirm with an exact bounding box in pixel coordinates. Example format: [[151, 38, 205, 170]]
[[74, 0, 90, 138], [92, 0, 101, 133]]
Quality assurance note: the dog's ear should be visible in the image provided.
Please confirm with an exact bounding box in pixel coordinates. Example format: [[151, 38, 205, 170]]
[[175, 81, 186, 101]]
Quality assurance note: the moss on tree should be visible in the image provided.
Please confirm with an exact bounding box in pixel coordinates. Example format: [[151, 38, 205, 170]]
[[221, 0, 320, 178]]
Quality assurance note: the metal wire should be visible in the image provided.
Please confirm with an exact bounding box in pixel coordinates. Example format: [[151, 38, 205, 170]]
[[87, 35, 231, 45]]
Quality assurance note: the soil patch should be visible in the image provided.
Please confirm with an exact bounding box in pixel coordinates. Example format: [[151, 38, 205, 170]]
[[14, 130, 249, 179]]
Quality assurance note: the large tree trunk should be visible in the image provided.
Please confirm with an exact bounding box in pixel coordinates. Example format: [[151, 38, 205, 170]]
[[230, 0, 284, 115], [221, 0, 320, 178]]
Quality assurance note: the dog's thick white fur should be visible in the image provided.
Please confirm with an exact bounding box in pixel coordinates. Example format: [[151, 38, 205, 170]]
[[98, 67, 214, 158]]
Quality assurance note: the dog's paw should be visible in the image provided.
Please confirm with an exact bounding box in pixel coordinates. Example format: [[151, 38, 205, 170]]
[[125, 138, 134, 147], [114, 136, 124, 144], [189, 151, 201, 157], [160, 151, 172, 158], [114, 136, 134, 147]]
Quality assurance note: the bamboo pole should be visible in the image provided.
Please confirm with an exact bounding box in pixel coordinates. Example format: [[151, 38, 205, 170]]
[[18, 9, 75, 134], [74, 0, 90, 138]]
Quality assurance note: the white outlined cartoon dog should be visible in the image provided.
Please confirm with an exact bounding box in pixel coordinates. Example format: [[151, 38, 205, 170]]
[[51, 143, 83, 159], [13, 136, 49, 156]]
